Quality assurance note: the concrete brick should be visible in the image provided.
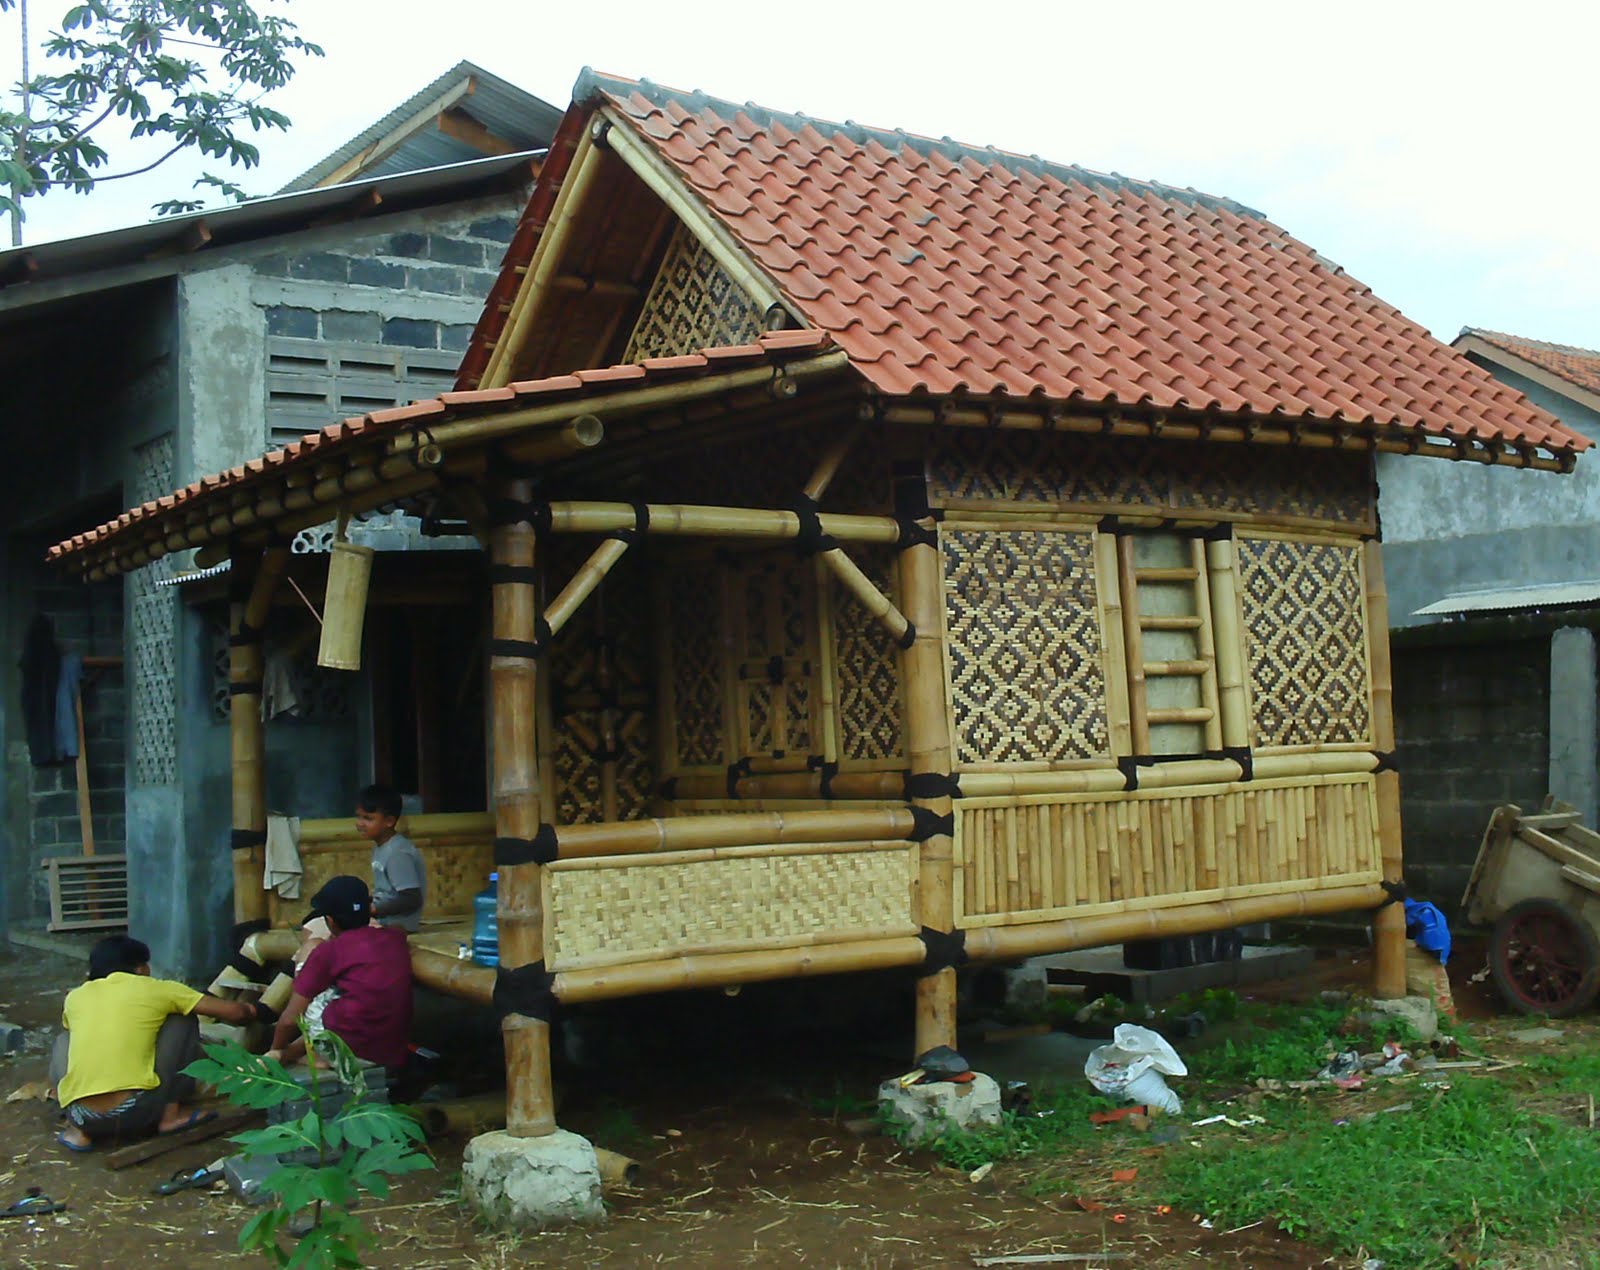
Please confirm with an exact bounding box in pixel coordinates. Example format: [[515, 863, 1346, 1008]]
[[382, 318, 437, 349], [348, 257, 406, 289], [468, 215, 519, 241], [319, 309, 382, 343], [426, 236, 484, 267], [31, 792, 78, 819], [440, 323, 477, 352], [288, 253, 349, 283], [387, 232, 427, 258], [266, 306, 319, 338], [464, 268, 503, 296], [252, 254, 291, 276], [407, 265, 463, 295]]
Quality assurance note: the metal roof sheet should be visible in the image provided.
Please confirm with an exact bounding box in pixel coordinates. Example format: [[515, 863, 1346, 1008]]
[[1414, 581, 1600, 617]]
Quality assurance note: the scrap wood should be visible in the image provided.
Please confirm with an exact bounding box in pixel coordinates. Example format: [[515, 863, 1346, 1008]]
[[103, 1108, 257, 1170], [973, 1254, 1129, 1266]]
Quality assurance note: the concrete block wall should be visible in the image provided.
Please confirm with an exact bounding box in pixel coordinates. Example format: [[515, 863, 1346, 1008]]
[[1393, 637, 1550, 915]]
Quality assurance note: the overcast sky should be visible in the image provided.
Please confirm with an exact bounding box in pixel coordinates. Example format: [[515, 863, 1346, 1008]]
[[4, 0, 1597, 350]]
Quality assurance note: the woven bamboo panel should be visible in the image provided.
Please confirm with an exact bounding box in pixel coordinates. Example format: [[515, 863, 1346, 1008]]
[[927, 431, 1372, 528], [942, 527, 1110, 765], [543, 841, 919, 970], [1236, 535, 1372, 749], [548, 545, 654, 822], [643, 423, 891, 514], [265, 838, 494, 928], [955, 775, 1380, 927], [834, 546, 903, 761], [624, 222, 765, 362], [668, 559, 727, 769]]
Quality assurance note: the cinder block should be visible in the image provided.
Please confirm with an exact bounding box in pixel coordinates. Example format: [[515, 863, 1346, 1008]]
[[224, 1152, 281, 1205]]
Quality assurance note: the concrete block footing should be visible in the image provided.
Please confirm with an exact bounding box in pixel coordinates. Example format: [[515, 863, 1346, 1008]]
[[463, 1128, 605, 1228], [877, 1072, 1003, 1147], [1361, 995, 1439, 1042]]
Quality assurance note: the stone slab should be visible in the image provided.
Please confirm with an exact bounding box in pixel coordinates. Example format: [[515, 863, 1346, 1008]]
[[877, 1072, 1002, 1147], [1360, 995, 1439, 1042], [224, 1152, 280, 1205], [1038, 943, 1317, 1005], [463, 1128, 605, 1228]]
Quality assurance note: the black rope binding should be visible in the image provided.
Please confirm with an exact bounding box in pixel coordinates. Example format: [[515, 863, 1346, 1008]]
[[226, 953, 272, 984], [486, 498, 551, 532], [903, 771, 960, 800], [1221, 746, 1254, 781], [919, 927, 968, 974], [1117, 756, 1141, 791], [228, 680, 265, 697], [788, 493, 838, 557], [489, 564, 540, 585], [494, 962, 555, 1022], [726, 757, 752, 799], [494, 825, 560, 867], [230, 918, 269, 950], [230, 828, 268, 851], [488, 616, 553, 662], [1372, 751, 1399, 774], [908, 805, 954, 841], [1378, 880, 1407, 908], [896, 621, 917, 651]]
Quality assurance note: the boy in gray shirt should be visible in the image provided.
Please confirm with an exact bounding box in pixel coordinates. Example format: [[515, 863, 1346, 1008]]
[[355, 784, 426, 933]]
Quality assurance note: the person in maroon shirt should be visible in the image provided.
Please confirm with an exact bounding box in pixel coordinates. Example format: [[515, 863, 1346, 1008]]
[[266, 875, 413, 1070]]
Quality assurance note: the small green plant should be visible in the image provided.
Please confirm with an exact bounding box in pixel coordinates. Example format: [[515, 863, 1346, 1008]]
[[186, 1030, 432, 1269]]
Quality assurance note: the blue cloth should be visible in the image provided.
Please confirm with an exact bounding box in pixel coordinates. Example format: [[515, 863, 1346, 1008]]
[[54, 653, 83, 761], [1404, 899, 1451, 965]]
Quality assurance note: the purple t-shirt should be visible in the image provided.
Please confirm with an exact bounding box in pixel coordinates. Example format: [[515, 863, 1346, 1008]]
[[294, 925, 413, 1068]]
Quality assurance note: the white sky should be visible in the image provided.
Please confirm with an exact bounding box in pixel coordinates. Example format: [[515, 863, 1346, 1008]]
[[4, 0, 1597, 349]]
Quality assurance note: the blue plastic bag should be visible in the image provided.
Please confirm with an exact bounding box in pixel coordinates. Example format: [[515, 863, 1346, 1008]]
[[1403, 898, 1451, 965]]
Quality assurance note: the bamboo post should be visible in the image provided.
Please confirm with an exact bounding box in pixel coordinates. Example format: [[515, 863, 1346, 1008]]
[[898, 510, 957, 1058], [229, 546, 289, 925], [1206, 536, 1249, 751], [1116, 535, 1151, 755], [1190, 538, 1224, 754], [490, 476, 557, 1137], [1364, 541, 1406, 1000]]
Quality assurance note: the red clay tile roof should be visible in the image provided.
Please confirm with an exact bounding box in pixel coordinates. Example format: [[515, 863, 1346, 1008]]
[[1462, 329, 1600, 398], [462, 71, 1583, 458], [46, 332, 836, 564]]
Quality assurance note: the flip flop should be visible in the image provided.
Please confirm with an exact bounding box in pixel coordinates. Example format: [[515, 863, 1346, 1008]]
[[2, 1187, 67, 1216], [155, 1166, 223, 1196], [157, 1109, 217, 1136], [54, 1132, 93, 1154]]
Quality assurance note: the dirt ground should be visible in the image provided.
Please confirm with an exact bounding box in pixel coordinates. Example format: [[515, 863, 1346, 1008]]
[[0, 937, 1502, 1270]]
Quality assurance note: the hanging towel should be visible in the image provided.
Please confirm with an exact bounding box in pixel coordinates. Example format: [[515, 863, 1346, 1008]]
[[263, 813, 303, 899], [55, 652, 84, 761], [1403, 898, 1451, 965], [262, 647, 302, 720]]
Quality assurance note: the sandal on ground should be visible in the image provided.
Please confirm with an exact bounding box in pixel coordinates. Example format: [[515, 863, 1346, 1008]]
[[54, 1132, 93, 1155], [157, 1109, 217, 1136], [155, 1166, 223, 1195], [1, 1187, 67, 1217]]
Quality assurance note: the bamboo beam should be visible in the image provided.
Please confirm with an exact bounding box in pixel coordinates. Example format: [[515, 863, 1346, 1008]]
[[500, 415, 604, 466], [489, 476, 555, 1138], [879, 404, 1574, 471], [544, 537, 630, 642], [964, 882, 1388, 962], [556, 806, 916, 860], [818, 547, 912, 647], [899, 508, 957, 1058], [553, 935, 927, 1003], [1365, 541, 1406, 1000], [229, 546, 289, 925], [546, 500, 900, 545], [594, 587, 619, 821]]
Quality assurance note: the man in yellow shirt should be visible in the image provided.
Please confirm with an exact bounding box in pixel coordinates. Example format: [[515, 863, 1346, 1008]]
[[50, 935, 266, 1152]]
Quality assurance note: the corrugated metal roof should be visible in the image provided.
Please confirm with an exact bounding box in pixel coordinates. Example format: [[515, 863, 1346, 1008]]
[[1414, 581, 1600, 617], [279, 61, 562, 193], [0, 150, 540, 303]]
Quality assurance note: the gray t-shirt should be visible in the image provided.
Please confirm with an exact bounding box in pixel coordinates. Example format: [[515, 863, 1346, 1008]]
[[371, 832, 425, 933]]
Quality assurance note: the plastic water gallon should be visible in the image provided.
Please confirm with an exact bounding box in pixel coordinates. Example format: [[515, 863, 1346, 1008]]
[[471, 873, 499, 967]]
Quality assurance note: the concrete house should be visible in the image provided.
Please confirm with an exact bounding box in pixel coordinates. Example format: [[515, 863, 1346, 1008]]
[[0, 62, 558, 974], [1379, 330, 1600, 907]]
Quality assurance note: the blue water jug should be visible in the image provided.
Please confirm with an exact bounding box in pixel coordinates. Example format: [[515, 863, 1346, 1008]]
[[471, 872, 499, 967]]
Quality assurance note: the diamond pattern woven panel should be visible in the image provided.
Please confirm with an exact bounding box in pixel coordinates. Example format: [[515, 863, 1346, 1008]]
[[544, 842, 918, 971], [929, 431, 1372, 529], [833, 547, 903, 761], [129, 435, 177, 786], [624, 222, 765, 362], [942, 528, 1109, 766], [956, 776, 1380, 926], [1236, 536, 1372, 749], [669, 561, 727, 768]]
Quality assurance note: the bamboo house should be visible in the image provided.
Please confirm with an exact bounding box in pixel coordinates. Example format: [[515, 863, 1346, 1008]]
[[49, 72, 1587, 1149]]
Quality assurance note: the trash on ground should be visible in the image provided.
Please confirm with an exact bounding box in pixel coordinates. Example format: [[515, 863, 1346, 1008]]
[[5, 1081, 51, 1103], [967, 1162, 994, 1184], [1110, 1167, 1138, 1182], [1317, 1049, 1364, 1083], [1085, 1024, 1187, 1114], [1089, 1105, 1149, 1125]]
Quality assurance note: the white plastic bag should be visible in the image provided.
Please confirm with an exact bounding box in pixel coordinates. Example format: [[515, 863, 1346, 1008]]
[[1084, 1023, 1187, 1114]]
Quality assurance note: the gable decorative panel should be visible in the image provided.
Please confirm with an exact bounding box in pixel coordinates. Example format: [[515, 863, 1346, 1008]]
[[928, 431, 1372, 528], [129, 435, 177, 786], [1236, 535, 1372, 749], [833, 547, 903, 761], [942, 528, 1110, 766], [624, 223, 765, 362]]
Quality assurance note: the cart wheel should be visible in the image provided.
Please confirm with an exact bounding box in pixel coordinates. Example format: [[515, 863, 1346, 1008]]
[[1489, 898, 1600, 1017]]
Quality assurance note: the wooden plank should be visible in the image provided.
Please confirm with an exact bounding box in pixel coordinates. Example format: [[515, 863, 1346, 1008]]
[[103, 1108, 260, 1170], [1558, 864, 1600, 899], [1516, 811, 1584, 831], [1519, 826, 1600, 876]]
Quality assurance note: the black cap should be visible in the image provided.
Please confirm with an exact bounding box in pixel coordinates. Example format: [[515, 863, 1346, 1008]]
[[306, 875, 371, 928]]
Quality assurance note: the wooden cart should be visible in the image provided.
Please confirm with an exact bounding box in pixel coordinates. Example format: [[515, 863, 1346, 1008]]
[[1462, 798, 1600, 1016]]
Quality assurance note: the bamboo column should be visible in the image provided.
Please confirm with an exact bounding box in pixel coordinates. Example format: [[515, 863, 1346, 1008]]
[[899, 516, 958, 1057], [228, 546, 289, 925], [490, 477, 557, 1137], [1364, 540, 1406, 1000]]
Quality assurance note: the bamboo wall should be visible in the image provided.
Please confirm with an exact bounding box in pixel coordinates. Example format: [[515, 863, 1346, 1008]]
[[955, 774, 1381, 928]]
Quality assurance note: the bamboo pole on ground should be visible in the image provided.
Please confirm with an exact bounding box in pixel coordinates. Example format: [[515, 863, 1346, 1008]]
[[899, 516, 958, 1058], [489, 476, 556, 1137], [1365, 541, 1406, 1000], [229, 546, 289, 925]]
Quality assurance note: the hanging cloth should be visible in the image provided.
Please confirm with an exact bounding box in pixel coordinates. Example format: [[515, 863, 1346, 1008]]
[[55, 652, 84, 761], [263, 813, 304, 899]]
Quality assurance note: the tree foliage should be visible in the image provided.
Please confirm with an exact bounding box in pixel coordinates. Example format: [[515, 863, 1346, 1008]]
[[0, 0, 322, 230]]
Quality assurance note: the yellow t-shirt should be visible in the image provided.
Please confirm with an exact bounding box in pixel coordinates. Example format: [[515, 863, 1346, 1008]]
[[57, 972, 203, 1106]]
